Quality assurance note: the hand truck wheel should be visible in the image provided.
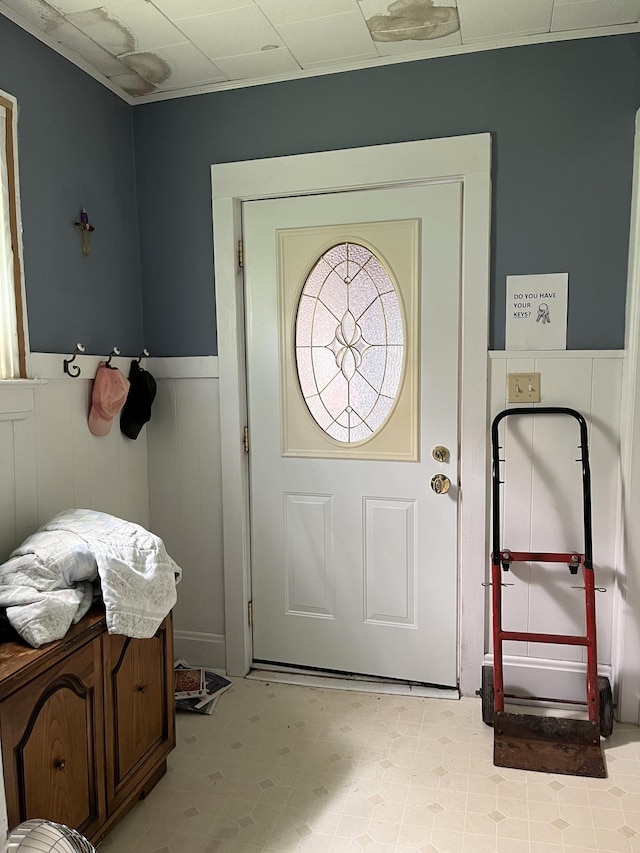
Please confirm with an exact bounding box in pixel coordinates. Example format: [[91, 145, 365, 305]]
[[481, 664, 494, 727], [598, 675, 614, 737]]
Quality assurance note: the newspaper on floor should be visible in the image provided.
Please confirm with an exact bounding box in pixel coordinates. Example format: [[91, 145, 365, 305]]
[[174, 658, 232, 714]]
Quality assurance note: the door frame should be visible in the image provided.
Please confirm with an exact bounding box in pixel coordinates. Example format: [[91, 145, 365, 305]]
[[211, 134, 492, 696], [618, 109, 640, 723]]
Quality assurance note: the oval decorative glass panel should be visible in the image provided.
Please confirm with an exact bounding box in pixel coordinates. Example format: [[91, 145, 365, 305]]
[[295, 242, 405, 443]]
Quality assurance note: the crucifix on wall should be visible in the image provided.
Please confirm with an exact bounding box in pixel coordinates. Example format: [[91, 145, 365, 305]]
[[74, 208, 95, 256]]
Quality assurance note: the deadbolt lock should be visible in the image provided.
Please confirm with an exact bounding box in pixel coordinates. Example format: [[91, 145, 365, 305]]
[[430, 474, 451, 495], [432, 445, 450, 463]]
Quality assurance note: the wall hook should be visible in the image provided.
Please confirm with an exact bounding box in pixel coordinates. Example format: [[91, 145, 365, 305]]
[[136, 348, 150, 364], [106, 347, 120, 368], [63, 343, 85, 378]]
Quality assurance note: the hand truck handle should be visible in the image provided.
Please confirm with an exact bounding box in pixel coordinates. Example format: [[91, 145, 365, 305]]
[[491, 407, 593, 569]]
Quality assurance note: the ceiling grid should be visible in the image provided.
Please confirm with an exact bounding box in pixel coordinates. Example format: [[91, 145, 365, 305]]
[[0, 0, 639, 102]]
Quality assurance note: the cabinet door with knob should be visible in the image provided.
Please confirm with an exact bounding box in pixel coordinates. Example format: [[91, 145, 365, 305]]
[[103, 615, 174, 813], [0, 634, 106, 838]]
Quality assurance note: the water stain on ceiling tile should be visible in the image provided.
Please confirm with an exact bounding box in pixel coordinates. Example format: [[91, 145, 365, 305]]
[[122, 51, 171, 85], [366, 0, 459, 42], [21, 0, 64, 33], [66, 7, 136, 55], [110, 71, 156, 96]]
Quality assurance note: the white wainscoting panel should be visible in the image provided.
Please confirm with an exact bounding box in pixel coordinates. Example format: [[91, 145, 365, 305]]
[[0, 385, 37, 853], [13, 354, 225, 668], [488, 352, 623, 703], [32, 376, 149, 531], [0, 371, 149, 564], [0, 387, 38, 564], [147, 376, 225, 669], [2, 352, 625, 708]]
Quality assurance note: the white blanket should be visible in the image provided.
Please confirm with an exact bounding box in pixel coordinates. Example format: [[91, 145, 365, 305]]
[[0, 509, 182, 647]]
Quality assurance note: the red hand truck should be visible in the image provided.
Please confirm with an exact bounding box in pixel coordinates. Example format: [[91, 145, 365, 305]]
[[481, 407, 613, 778]]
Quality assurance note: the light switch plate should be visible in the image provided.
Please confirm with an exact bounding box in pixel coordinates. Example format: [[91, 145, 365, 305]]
[[507, 372, 541, 403]]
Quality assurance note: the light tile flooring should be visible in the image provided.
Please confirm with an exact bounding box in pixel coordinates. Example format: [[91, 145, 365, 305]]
[[99, 678, 640, 853]]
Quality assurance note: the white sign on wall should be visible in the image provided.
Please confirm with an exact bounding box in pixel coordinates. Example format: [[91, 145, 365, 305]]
[[505, 273, 568, 350]]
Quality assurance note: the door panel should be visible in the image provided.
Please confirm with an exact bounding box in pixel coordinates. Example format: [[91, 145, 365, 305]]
[[284, 492, 334, 618], [244, 182, 462, 686], [364, 498, 415, 626]]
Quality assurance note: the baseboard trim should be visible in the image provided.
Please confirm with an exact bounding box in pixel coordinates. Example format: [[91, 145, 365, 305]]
[[174, 630, 226, 670], [483, 654, 613, 709]]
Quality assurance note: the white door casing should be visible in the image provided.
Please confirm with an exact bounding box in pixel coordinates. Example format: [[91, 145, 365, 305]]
[[212, 134, 491, 696], [619, 109, 640, 723], [245, 184, 461, 685]]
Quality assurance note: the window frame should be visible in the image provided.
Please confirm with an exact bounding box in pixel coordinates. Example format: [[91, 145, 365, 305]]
[[0, 90, 29, 379]]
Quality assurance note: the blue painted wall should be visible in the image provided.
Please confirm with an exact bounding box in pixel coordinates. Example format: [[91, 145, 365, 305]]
[[0, 14, 142, 357], [1, 13, 639, 357], [134, 35, 640, 355]]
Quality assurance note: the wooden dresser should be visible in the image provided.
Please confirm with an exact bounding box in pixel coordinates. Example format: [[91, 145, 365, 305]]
[[0, 609, 175, 844]]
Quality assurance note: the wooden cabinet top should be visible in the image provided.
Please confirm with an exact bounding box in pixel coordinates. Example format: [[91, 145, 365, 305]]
[[0, 609, 106, 698]]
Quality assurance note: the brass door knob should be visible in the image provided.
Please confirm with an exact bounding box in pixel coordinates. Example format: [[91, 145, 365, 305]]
[[430, 474, 451, 495], [432, 445, 450, 463]]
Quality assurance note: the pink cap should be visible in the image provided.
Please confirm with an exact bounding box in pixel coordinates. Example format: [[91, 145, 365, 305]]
[[88, 362, 130, 436]]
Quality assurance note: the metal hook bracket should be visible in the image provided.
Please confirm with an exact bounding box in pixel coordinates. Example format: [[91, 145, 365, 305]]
[[106, 347, 120, 368], [63, 343, 85, 378]]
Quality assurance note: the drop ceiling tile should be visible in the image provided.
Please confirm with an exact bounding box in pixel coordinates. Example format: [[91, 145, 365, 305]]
[[257, 0, 357, 25], [49, 0, 112, 12], [457, 0, 553, 41], [214, 45, 301, 79], [151, 0, 254, 19], [0, 0, 63, 32], [52, 19, 129, 75], [175, 5, 283, 59], [357, 0, 397, 12], [122, 42, 228, 89], [374, 28, 462, 56], [108, 70, 157, 96], [67, 2, 186, 56], [551, 0, 640, 31], [277, 11, 376, 65]]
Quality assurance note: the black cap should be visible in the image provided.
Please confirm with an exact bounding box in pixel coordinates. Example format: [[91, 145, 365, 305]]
[[120, 361, 157, 440]]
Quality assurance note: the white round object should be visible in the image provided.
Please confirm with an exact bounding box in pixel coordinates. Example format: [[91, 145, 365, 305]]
[[6, 820, 95, 853]]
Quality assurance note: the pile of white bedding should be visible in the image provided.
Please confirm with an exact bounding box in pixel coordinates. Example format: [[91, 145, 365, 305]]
[[0, 509, 182, 647]]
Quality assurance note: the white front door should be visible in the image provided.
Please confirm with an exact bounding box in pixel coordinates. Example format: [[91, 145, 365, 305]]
[[243, 181, 462, 687]]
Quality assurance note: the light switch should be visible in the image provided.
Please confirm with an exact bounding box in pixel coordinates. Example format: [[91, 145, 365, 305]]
[[507, 372, 541, 403]]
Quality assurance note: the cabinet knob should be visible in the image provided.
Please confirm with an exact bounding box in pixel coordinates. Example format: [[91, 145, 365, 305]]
[[55, 759, 66, 771], [138, 684, 147, 693]]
